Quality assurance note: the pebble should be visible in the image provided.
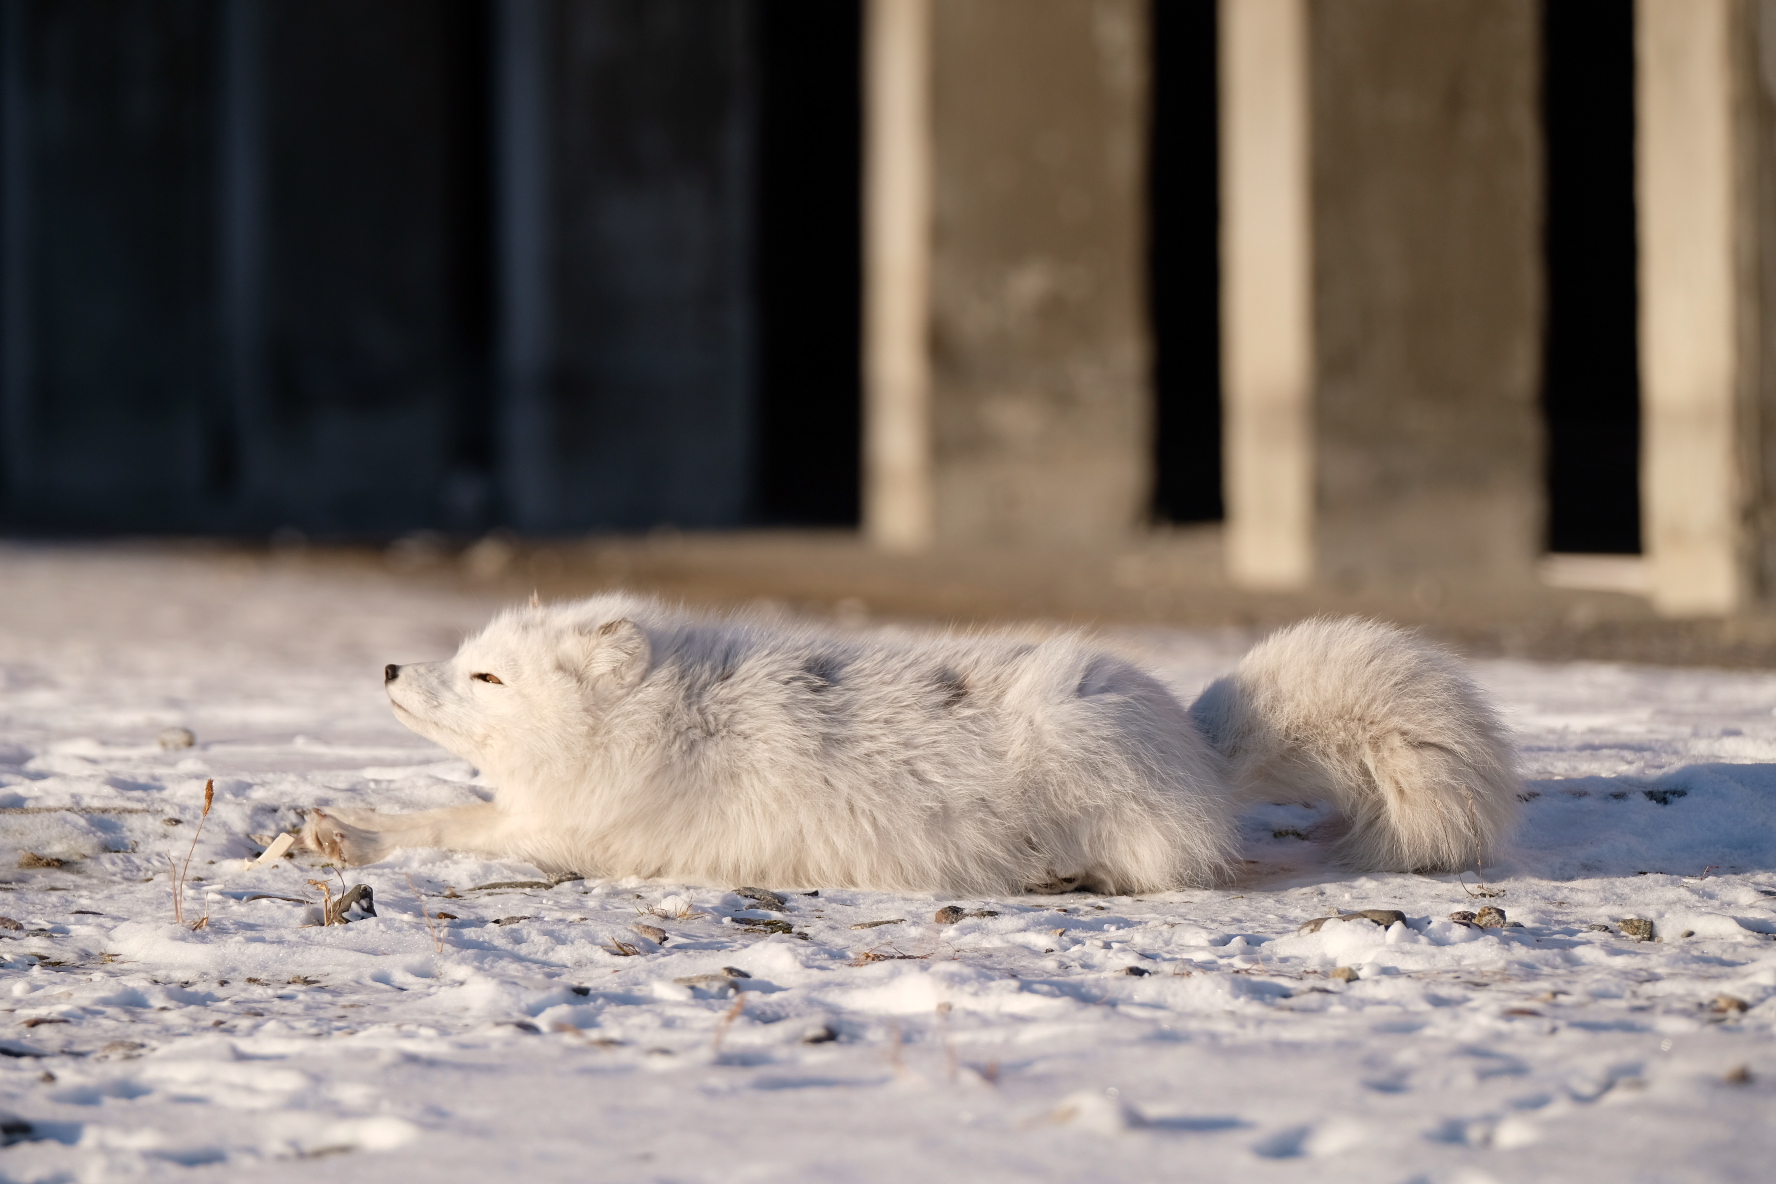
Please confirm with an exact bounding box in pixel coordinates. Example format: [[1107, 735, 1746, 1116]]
[[0, 917, 20, 931], [1123, 966, 1151, 976], [734, 887, 789, 911], [1475, 906, 1508, 928], [1724, 1064, 1755, 1085], [157, 726, 196, 750], [324, 884, 375, 925], [1619, 917, 1656, 941], [1712, 995, 1750, 1014], [1299, 909, 1405, 934], [0, 1112, 33, 1147], [934, 906, 966, 925], [632, 924, 668, 943], [1330, 966, 1360, 982], [802, 1023, 839, 1044], [674, 967, 752, 994]]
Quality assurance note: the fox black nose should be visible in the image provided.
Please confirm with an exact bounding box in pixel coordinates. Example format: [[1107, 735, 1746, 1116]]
[[384, 664, 399, 683]]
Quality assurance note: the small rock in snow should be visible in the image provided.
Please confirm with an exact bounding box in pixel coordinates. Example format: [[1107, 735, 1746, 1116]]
[[850, 918, 905, 929], [156, 726, 196, 750], [1450, 910, 1478, 924], [1712, 995, 1750, 1014], [1724, 1064, 1755, 1085], [1475, 906, 1508, 928], [0, 1112, 34, 1147], [1123, 966, 1151, 976], [1330, 966, 1359, 983], [633, 923, 668, 943], [1586, 923, 1612, 932], [1619, 918, 1656, 941], [801, 1023, 839, 1044], [735, 887, 789, 911], [674, 972, 744, 994], [1299, 909, 1405, 934], [17, 853, 65, 870], [0, 917, 20, 931], [492, 915, 532, 926], [324, 883, 375, 925], [934, 906, 966, 925]]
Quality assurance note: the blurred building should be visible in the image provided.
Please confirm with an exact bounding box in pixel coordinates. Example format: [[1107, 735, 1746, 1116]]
[[0, 0, 860, 537], [0, 1, 1771, 618]]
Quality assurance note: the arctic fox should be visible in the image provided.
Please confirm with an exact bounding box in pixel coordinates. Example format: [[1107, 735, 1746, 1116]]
[[300, 596, 1518, 894]]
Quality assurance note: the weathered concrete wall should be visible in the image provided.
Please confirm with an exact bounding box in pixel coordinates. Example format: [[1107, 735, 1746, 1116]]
[[1309, 0, 1544, 591], [926, 0, 1150, 546], [1750, 0, 1776, 603]]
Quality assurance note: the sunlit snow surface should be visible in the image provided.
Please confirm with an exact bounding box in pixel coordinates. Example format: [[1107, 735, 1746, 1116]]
[[2, 546, 1774, 1183]]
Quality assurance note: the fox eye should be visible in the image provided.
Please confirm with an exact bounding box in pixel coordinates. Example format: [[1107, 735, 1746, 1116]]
[[471, 672, 504, 685]]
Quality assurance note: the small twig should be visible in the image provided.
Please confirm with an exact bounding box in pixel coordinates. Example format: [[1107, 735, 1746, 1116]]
[[406, 873, 444, 953], [936, 1001, 957, 1082], [171, 780, 214, 927], [1456, 869, 1504, 899], [307, 879, 337, 926], [711, 993, 746, 1054], [166, 854, 183, 925], [551, 1021, 620, 1048], [1697, 865, 1720, 881]]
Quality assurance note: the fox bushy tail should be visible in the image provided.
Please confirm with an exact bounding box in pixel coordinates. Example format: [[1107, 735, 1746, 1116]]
[[1189, 618, 1518, 873]]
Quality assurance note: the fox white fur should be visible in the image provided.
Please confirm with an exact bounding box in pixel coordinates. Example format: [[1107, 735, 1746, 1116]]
[[301, 596, 1518, 894]]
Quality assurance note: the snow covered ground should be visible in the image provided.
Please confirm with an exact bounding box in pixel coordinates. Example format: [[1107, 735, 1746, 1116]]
[[1, 544, 1773, 1183]]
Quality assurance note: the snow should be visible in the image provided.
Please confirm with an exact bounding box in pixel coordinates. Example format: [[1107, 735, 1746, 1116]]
[[1, 544, 1774, 1183]]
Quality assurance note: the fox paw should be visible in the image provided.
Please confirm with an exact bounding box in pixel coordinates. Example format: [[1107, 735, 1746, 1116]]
[[298, 807, 390, 866]]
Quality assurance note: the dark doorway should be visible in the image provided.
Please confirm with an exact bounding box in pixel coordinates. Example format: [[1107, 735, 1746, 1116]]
[[1148, 0, 1222, 524], [1542, 0, 1640, 554], [0, 0, 859, 539], [750, 0, 862, 526]]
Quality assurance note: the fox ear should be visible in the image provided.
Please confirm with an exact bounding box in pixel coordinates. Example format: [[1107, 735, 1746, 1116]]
[[568, 618, 650, 691]]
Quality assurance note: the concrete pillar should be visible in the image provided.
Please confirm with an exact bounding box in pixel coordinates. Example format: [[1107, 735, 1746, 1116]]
[[927, 0, 1151, 546], [1217, 0, 1543, 594], [1219, 0, 1314, 589], [863, 0, 935, 552], [863, 0, 1152, 551], [1309, 0, 1544, 594], [1635, 0, 1752, 615]]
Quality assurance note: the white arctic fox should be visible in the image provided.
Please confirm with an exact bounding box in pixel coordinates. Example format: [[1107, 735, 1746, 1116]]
[[300, 596, 1518, 894]]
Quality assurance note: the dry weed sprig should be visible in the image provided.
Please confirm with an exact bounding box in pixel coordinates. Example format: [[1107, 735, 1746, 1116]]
[[306, 878, 337, 926], [406, 873, 444, 953], [711, 993, 746, 1054], [936, 1001, 957, 1082], [550, 1021, 621, 1048], [170, 780, 215, 928]]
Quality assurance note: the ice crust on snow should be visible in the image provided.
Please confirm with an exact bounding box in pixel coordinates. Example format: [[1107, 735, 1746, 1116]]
[[0, 547, 1774, 1181]]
